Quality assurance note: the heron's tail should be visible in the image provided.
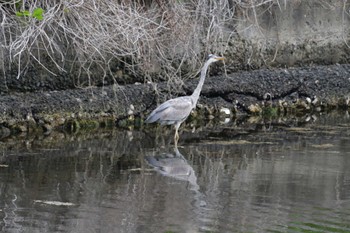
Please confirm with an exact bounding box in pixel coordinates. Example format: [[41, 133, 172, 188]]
[[144, 112, 158, 123]]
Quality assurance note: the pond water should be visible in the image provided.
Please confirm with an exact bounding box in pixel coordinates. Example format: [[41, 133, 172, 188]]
[[0, 113, 349, 233]]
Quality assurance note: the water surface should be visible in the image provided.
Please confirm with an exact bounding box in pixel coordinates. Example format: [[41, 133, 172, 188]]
[[0, 113, 349, 232]]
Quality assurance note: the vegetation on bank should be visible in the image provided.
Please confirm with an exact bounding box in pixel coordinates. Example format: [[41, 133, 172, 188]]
[[1, 0, 286, 84]]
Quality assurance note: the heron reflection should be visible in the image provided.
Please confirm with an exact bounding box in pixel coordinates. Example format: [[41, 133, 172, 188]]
[[145, 145, 199, 191]]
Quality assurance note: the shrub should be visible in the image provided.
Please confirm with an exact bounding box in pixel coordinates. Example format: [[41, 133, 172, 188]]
[[0, 0, 276, 88]]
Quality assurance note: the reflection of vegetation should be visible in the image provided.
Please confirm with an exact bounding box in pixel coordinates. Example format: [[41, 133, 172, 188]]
[[64, 119, 100, 132], [311, 143, 333, 148], [262, 106, 279, 118], [285, 221, 350, 233]]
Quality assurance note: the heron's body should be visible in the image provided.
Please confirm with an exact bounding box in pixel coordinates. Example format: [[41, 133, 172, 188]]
[[145, 96, 193, 125], [145, 54, 225, 142]]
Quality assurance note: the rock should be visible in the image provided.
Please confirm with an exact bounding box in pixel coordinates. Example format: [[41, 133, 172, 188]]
[[248, 104, 262, 114], [0, 126, 11, 138]]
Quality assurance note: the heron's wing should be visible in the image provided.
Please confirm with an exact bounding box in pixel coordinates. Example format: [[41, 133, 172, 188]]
[[145, 96, 193, 124]]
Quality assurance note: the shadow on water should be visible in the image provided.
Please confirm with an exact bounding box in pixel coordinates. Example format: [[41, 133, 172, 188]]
[[0, 112, 349, 232]]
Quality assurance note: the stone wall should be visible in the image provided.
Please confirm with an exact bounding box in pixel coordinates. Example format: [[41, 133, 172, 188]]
[[225, 0, 350, 71]]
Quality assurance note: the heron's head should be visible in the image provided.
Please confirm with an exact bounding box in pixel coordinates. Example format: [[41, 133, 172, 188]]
[[208, 54, 225, 63]]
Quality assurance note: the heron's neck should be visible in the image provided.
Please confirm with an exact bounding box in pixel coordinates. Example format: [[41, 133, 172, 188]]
[[191, 61, 211, 106]]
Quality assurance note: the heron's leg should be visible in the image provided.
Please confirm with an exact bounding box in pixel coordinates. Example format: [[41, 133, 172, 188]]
[[174, 122, 181, 144], [174, 127, 179, 141], [174, 135, 178, 147]]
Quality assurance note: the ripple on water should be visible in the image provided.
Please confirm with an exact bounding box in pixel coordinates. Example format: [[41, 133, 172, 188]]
[[264, 202, 350, 232]]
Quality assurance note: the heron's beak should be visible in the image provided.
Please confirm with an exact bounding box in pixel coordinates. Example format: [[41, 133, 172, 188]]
[[216, 57, 225, 61]]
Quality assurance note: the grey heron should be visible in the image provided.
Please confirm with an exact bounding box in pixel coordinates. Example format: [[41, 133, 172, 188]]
[[145, 54, 225, 142]]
